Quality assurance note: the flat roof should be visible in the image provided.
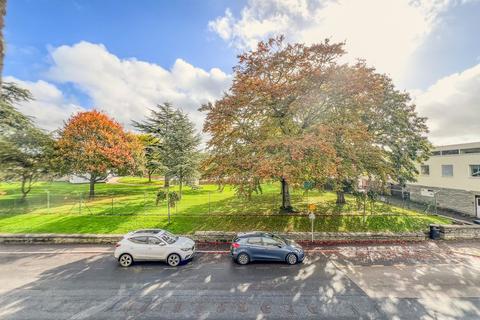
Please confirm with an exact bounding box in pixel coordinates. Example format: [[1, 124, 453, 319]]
[[434, 141, 480, 151]]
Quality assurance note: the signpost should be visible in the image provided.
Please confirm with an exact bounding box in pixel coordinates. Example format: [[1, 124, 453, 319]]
[[308, 212, 315, 242], [308, 203, 316, 242]]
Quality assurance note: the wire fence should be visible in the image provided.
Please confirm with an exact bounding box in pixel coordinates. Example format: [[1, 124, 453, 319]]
[[0, 184, 440, 218]]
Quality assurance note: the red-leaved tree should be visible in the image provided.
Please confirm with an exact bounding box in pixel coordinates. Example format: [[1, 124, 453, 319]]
[[57, 110, 141, 197]]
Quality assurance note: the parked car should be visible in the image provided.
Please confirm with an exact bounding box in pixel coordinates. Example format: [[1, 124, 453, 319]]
[[230, 232, 305, 265], [114, 229, 195, 267]]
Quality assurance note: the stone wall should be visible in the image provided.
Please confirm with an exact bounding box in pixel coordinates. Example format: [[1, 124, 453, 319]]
[[0, 233, 123, 244], [438, 225, 480, 240], [193, 231, 426, 242], [1, 228, 478, 244], [407, 184, 478, 217]]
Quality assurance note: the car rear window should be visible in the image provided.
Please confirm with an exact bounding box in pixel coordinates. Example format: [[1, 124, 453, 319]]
[[129, 236, 148, 244]]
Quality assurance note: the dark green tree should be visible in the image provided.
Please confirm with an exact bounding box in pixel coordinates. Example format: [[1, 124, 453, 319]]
[[134, 103, 201, 198], [0, 83, 55, 199]]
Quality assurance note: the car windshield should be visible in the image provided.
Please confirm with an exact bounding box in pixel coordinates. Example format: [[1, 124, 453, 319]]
[[161, 231, 178, 244]]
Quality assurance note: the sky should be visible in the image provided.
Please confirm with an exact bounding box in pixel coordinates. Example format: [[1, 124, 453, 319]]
[[4, 0, 480, 146]]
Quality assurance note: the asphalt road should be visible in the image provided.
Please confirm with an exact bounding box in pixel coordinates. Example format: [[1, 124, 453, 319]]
[[0, 242, 480, 319]]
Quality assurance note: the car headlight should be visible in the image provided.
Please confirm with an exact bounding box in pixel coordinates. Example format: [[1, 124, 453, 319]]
[[181, 247, 192, 252], [294, 248, 303, 254]]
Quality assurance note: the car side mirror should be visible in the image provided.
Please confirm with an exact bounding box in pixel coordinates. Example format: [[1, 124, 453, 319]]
[[276, 244, 282, 248]]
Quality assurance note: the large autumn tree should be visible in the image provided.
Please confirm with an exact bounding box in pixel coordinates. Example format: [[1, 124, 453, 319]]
[[201, 37, 430, 211], [57, 110, 140, 197]]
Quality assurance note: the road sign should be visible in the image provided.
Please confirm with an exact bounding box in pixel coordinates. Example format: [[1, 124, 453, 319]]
[[308, 204, 316, 212]]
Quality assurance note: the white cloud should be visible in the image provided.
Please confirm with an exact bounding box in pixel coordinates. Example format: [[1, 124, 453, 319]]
[[3, 76, 85, 131], [7, 42, 232, 133], [414, 63, 480, 145], [45, 41, 231, 132], [208, 0, 470, 83]]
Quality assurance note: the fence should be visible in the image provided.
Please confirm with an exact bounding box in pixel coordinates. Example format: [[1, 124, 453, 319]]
[[0, 184, 440, 218]]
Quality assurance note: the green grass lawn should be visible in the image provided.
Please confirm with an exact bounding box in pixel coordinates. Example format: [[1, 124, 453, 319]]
[[0, 179, 451, 234], [116, 176, 164, 185]]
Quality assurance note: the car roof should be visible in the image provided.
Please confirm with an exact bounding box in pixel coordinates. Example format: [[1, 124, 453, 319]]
[[127, 229, 165, 237], [235, 231, 274, 239]]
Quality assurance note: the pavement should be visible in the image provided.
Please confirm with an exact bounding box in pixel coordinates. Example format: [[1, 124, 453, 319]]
[[0, 241, 480, 319]]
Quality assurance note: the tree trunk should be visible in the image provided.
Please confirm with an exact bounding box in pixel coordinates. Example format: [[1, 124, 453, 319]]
[[336, 191, 346, 204], [89, 179, 96, 198], [164, 175, 170, 188], [280, 177, 293, 212], [178, 177, 183, 199], [20, 175, 32, 201], [148, 172, 152, 183]]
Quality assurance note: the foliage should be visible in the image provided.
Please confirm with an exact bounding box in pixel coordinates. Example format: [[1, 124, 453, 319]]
[[56, 110, 140, 197], [136, 134, 163, 182], [201, 36, 430, 209], [0, 82, 54, 199], [201, 36, 343, 209], [134, 103, 201, 198], [155, 189, 180, 207]]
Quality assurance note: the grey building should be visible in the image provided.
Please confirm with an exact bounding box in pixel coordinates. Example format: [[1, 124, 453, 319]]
[[407, 142, 480, 217]]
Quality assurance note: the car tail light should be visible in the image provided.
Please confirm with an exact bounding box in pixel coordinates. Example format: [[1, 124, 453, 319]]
[[115, 243, 121, 248], [232, 242, 240, 248]]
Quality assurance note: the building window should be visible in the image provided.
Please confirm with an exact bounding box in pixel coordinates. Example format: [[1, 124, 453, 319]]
[[461, 148, 480, 154], [442, 165, 453, 177], [470, 165, 480, 177], [420, 165, 430, 175], [441, 149, 459, 155], [431, 151, 441, 156]]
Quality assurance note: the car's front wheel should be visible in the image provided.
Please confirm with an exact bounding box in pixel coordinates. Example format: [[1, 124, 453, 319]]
[[236, 253, 250, 265], [118, 253, 133, 267], [286, 253, 298, 265], [167, 253, 181, 267]]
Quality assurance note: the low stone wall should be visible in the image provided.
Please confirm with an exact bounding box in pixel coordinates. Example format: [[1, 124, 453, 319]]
[[193, 231, 427, 242], [0, 233, 123, 244], [1, 227, 478, 244], [438, 225, 480, 240]]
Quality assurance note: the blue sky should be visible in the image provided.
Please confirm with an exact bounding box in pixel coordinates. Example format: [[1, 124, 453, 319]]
[[4, 0, 480, 145]]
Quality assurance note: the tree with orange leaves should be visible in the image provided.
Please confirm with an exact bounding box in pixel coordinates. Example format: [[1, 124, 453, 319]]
[[201, 36, 430, 211], [201, 36, 344, 211], [56, 110, 141, 197]]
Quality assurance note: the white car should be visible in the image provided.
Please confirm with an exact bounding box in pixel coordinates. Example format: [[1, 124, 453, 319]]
[[114, 229, 195, 267]]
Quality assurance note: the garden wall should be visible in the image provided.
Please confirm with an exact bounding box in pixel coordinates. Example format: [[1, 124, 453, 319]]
[[438, 225, 480, 240]]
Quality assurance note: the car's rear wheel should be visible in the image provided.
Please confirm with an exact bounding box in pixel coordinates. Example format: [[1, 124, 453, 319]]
[[119, 253, 133, 267], [236, 253, 250, 265], [167, 253, 181, 267], [286, 253, 297, 265]]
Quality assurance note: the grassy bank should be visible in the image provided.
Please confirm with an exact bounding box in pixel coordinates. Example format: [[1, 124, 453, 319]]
[[0, 180, 450, 234]]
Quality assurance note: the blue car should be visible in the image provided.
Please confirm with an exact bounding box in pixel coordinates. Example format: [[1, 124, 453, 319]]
[[230, 232, 305, 265]]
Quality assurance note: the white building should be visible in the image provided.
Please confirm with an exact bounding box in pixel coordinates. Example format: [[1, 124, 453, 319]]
[[407, 142, 480, 217]]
